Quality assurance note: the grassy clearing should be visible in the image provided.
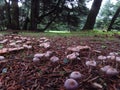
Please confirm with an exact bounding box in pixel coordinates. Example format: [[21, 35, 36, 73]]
[[0, 30, 119, 37], [19, 30, 119, 37]]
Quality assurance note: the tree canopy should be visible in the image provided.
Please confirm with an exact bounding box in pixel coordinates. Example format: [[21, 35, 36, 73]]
[[0, 0, 120, 31]]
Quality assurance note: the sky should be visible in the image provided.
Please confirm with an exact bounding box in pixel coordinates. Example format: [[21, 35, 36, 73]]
[[86, 0, 118, 9]]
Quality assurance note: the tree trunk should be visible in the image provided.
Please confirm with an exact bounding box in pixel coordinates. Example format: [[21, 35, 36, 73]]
[[4, 0, 11, 29], [11, 0, 19, 30], [30, 0, 40, 30], [83, 0, 103, 30], [107, 6, 120, 31], [22, 17, 29, 30]]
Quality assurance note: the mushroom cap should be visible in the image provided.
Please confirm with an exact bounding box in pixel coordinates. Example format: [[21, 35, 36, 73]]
[[116, 57, 120, 62], [100, 65, 111, 72], [33, 57, 40, 62], [44, 51, 52, 57], [64, 79, 78, 90], [34, 53, 44, 58], [50, 56, 59, 62], [106, 67, 118, 75], [66, 53, 77, 60], [39, 42, 50, 48], [109, 52, 118, 56], [86, 61, 96, 67], [98, 55, 106, 60], [70, 71, 82, 79], [106, 55, 116, 60], [0, 56, 5, 60]]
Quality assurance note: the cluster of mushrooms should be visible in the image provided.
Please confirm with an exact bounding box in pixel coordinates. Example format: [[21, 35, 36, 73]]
[[0, 35, 120, 89], [63, 51, 120, 90], [0, 34, 35, 54]]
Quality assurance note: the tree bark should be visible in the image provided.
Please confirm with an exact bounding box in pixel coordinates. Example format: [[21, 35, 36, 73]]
[[4, 0, 11, 29], [22, 17, 29, 30], [11, 0, 19, 30], [30, 0, 40, 30], [107, 6, 120, 31], [83, 0, 103, 30]]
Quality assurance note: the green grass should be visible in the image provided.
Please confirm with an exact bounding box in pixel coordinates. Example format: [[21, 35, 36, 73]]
[[0, 30, 120, 37]]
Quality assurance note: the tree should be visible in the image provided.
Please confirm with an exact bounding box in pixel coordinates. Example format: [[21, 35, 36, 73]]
[[11, 0, 19, 30], [83, 0, 103, 30], [107, 6, 120, 31], [30, 0, 40, 30], [96, 0, 116, 29], [0, 0, 89, 31], [4, 0, 11, 29]]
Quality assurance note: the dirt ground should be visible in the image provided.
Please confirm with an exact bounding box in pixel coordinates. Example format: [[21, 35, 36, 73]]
[[0, 34, 120, 90]]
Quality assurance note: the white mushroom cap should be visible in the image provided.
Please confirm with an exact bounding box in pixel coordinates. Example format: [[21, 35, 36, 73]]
[[23, 44, 32, 49], [100, 65, 111, 72], [106, 56, 112, 59], [64, 79, 78, 90], [98, 55, 106, 60], [0, 56, 5, 60], [16, 40, 22, 43], [109, 52, 118, 56], [106, 55, 116, 60], [50, 56, 59, 62], [40, 37, 47, 40], [85, 61, 97, 67], [106, 67, 118, 75], [33, 57, 40, 62], [9, 42, 16, 46], [67, 47, 80, 52], [34, 53, 44, 58], [70, 71, 82, 79], [116, 57, 120, 62], [44, 51, 52, 57], [0, 39, 8, 44], [39, 42, 50, 48], [66, 53, 77, 60]]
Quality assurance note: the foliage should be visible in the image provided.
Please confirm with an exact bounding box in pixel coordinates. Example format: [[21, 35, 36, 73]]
[[96, 0, 120, 30], [0, 0, 119, 31]]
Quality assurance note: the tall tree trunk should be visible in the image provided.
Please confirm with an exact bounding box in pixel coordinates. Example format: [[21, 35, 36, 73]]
[[107, 6, 120, 31], [30, 0, 40, 30], [4, 0, 11, 29], [11, 0, 19, 30], [22, 17, 29, 30], [83, 0, 103, 30]]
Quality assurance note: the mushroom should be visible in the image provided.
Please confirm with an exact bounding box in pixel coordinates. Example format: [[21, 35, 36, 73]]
[[0, 39, 8, 44], [50, 56, 59, 63], [9, 42, 16, 46], [106, 67, 118, 76], [69, 71, 82, 79], [39, 42, 50, 48], [116, 57, 120, 62], [34, 53, 44, 58], [0, 56, 5, 60], [33, 57, 40, 62], [64, 79, 78, 90], [16, 40, 22, 43], [44, 51, 52, 58], [106, 55, 116, 60], [85, 60, 97, 67], [23, 44, 32, 49], [100, 65, 111, 72], [66, 53, 78, 60], [109, 52, 118, 56], [98, 55, 106, 60]]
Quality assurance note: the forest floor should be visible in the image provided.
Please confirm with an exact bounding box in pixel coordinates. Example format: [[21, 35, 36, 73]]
[[0, 31, 120, 90]]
